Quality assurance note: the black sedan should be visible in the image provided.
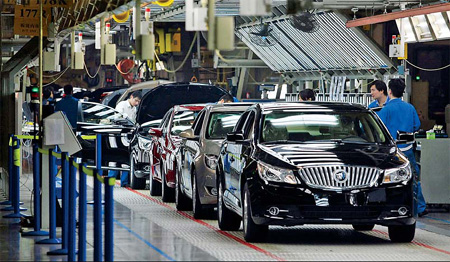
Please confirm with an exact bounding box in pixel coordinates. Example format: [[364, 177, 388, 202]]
[[216, 102, 416, 243]]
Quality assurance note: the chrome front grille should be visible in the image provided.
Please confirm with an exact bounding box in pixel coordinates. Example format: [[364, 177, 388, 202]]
[[298, 166, 380, 191]]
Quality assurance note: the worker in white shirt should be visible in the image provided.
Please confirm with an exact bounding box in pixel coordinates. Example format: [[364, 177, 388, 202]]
[[115, 91, 142, 123], [111, 91, 142, 187]]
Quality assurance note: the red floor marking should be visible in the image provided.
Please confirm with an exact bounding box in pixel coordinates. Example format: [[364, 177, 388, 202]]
[[123, 187, 286, 261], [373, 229, 450, 256]]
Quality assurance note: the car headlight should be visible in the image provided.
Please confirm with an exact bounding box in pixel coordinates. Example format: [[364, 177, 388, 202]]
[[383, 164, 412, 184], [257, 162, 299, 185], [205, 154, 218, 170]]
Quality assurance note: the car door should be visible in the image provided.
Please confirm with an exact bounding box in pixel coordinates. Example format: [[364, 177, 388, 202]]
[[223, 111, 250, 209], [151, 110, 172, 181], [131, 121, 155, 172], [181, 110, 206, 197], [235, 111, 256, 205], [78, 102, 135, 165]]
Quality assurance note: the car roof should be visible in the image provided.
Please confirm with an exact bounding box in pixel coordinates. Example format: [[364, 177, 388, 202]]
[[116, 80, 174, 104], [257, 102, 367, 111], [174, 104, 207, 112], [208, 102, 254, 112]]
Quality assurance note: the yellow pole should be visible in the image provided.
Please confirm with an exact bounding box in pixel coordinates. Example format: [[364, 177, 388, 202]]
[[39, 0, 43, 141]]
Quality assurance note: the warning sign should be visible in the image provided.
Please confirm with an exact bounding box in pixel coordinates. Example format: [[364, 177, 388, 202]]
[[13, 5, 52, 37]]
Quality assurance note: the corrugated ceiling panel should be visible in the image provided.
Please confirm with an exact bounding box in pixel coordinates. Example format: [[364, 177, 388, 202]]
[[236, 11, 392, 73]]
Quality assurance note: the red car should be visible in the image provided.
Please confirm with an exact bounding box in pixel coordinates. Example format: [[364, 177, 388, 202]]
[[148, 105, 205, 202]]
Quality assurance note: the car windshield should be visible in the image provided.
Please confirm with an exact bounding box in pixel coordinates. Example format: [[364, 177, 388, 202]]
[[261, 110, 388, 144], [206, 112, 242, 139], [171, 110, 199, 135], [80, 103, 132, 125]]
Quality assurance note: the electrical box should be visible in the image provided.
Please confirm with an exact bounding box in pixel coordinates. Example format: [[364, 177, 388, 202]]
[[389, 44, 405, 58], [103, 44, 116, 65], [216, 17, 235, 51], [141, 21, 153, 35], [240, 0, 272, 16], [73, 52, 84, 70], [171, 32, 181, 52], [43, 51, 56, 71], [191, 58, 199, 68], [185, 0, 208, 31], [140, 34, 155, 60]]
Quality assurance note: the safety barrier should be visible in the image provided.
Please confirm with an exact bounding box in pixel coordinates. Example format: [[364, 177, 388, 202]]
[[3, 133, 114, 261]]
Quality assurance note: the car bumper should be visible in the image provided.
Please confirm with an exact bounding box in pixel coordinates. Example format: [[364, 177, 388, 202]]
[[249, 180, 415, 227], [196, 164, 218, 205]]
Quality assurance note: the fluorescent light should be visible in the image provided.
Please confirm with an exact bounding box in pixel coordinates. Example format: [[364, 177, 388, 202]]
[[395, 18, 417, 43], [410, 15, 434, 41], [426, 12, 450, 40]]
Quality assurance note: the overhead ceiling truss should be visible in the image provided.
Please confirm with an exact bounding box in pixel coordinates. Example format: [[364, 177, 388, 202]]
[[236, 11, 395, 80]]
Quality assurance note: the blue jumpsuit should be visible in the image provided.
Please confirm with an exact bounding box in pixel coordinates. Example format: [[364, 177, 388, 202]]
[[378, 98, 426, 215]]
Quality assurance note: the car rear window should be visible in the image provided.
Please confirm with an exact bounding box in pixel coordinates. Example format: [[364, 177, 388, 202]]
[[261, 110, 388, 144], [137, 85, 227, 124]]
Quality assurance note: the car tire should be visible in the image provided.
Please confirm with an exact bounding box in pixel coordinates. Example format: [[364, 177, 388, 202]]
[[192, 170, 204, 219], [243, 183, 268, 242], [130, 154, 146, 189], [352, 224, 375, 231], [149, 163, 161, 196], [175, 168, 192, 211], [217, 178, 241, 231], [388, 222, 416, 243], [161, 164, 175, 203]]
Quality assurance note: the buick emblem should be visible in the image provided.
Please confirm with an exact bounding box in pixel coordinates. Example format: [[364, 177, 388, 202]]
[[333, 170, 348, 183]]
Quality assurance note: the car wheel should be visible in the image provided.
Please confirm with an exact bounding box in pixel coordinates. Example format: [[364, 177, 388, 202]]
[[192, 170, 204, 219], [130, 153, 146, 189], [352, 224, 375, 231], [161, 164, 175, 203], [243, 183, 268, 242], [149, 163, 161, 196], [175, 168, 192, 211], [217, 178, 241, 231], [388, 222, 416, 243]]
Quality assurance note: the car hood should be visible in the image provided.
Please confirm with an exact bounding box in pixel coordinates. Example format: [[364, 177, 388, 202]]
[[258, 142, 406, 169]]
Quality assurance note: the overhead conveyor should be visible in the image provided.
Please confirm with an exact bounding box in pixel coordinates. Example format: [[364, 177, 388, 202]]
[[236, 11, 395, 80]]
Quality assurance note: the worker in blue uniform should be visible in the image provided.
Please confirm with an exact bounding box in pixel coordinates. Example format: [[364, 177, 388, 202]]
[[368, 80, 390, 109], [55, 84, 80, 129], [378, 78, 428, 217]]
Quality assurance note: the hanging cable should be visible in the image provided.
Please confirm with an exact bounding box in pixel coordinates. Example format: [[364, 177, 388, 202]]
[[153, 32, 198, 73], [84, 62, 102, 78], [28, 68, 67, 78], [43, 66, 71, 87], [248, 71, 258, 84], [215, 49, 233, 64], [406, 60, 450, 72]]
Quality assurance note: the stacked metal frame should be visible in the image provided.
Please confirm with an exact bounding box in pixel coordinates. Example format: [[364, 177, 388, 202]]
[[236, 11, 394, 75]]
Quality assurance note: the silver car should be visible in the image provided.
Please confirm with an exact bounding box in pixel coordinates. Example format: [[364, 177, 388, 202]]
[[176, 103, 252, 218]]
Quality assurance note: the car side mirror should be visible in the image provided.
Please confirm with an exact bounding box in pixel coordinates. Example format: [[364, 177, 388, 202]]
[[396, 131, 415, 145], [179, 128, 198, 140], [149, 128, 163, 137], [227, 132, 245, 142]]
